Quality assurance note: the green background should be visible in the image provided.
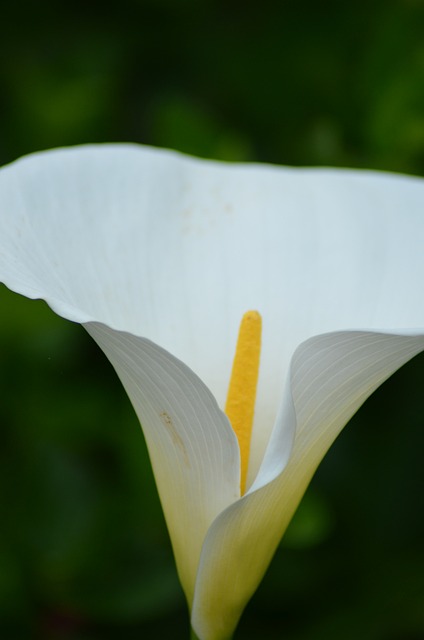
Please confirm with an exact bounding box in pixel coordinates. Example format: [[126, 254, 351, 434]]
[[1, 1, 424, 638]]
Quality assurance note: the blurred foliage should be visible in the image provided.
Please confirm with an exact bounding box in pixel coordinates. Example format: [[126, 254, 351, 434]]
[[0, 0, 424, 638]]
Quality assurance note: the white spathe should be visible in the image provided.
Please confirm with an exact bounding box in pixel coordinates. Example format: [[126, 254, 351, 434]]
[[0, 144, 423, 640]]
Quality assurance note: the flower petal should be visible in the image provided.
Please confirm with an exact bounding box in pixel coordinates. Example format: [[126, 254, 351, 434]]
[[191, 331, 424, 640], [1, 145, 424, 636], [1, 145, 424, 483], [86, 322, 240, 605]]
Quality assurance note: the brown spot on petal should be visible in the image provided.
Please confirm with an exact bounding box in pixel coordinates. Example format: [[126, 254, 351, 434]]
[[159, 411, 190, 467]]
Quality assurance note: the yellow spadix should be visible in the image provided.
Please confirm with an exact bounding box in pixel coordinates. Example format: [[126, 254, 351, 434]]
[[225, 310, 262, 494]]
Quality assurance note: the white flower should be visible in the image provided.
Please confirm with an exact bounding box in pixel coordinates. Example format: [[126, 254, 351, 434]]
[[0, 144, 423, 640]]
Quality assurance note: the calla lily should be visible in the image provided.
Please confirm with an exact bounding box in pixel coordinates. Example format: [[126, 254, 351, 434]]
[[0, 144, 424, 640]]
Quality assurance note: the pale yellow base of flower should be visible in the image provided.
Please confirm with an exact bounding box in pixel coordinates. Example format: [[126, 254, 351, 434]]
[[191, 627, 232, 640]]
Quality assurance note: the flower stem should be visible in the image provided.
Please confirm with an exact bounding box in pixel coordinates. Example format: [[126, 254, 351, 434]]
[[190, 629, 232, 640]]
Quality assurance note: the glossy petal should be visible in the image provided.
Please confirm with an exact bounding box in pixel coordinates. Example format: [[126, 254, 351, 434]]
[[0, 145, 424, 640], [1, 145, 423, 478], [86, 322, 240, 604], [191, 331, 424, 639]]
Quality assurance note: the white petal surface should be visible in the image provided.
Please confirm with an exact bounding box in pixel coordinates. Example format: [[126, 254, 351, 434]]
[[191, 331, 424, 640], [1, 145, 424, 638], [1, 145, 424, 482], [85, 322, 240, 605]]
